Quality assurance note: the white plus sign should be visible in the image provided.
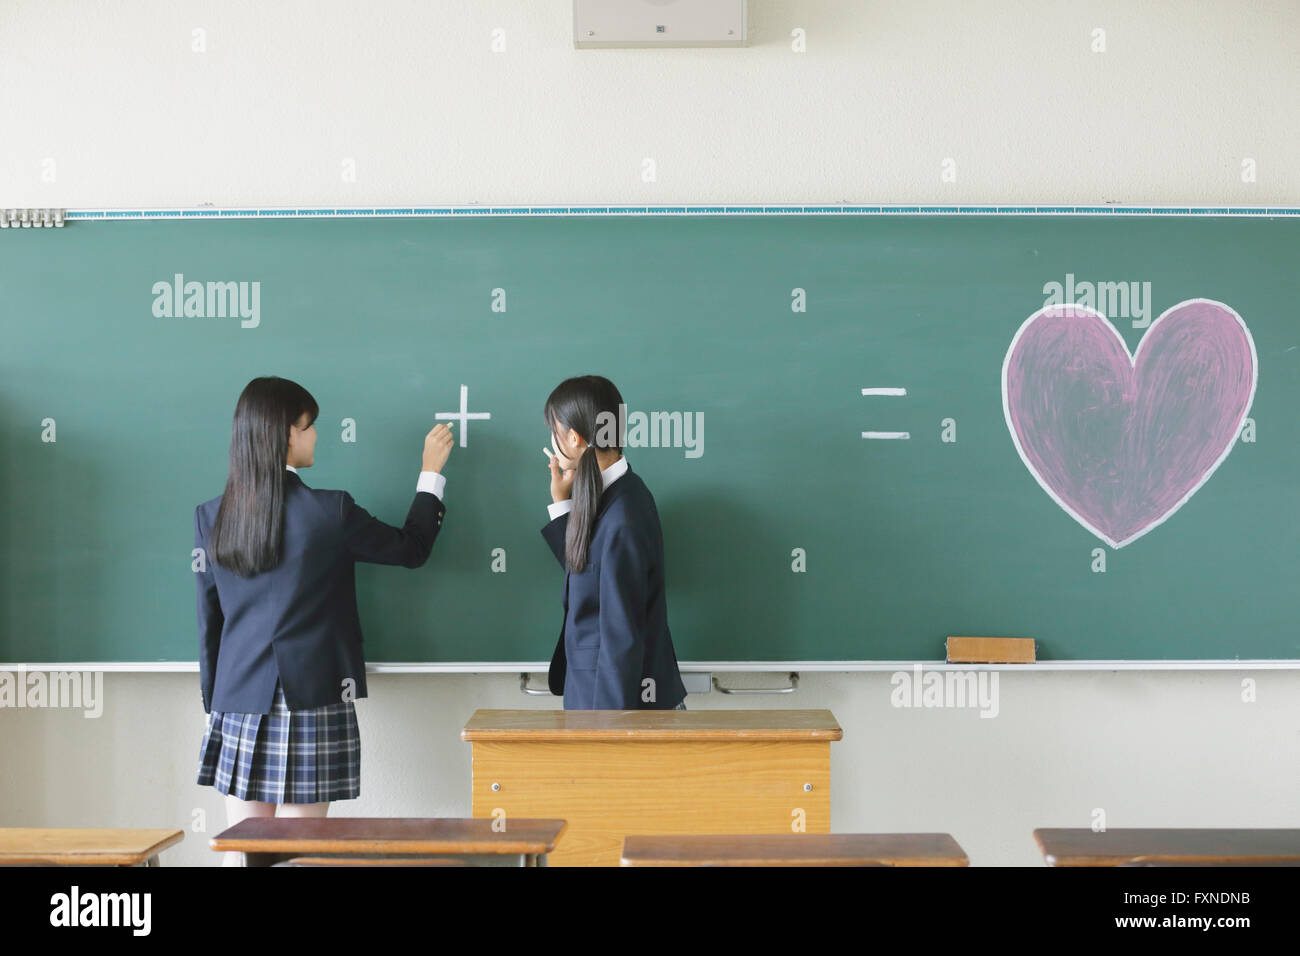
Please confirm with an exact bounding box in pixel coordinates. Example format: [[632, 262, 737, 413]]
[[436, 384, 491, 447]]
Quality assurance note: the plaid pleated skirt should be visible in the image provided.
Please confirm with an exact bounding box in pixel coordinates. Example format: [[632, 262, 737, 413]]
[[196, 680, 360, 803]]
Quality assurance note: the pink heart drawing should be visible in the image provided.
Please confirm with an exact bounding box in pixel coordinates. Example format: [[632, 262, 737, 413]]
[[1002, 298, 1257, 548]]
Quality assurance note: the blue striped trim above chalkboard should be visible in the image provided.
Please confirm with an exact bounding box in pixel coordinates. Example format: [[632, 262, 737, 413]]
[[60, 204, 1300, 221]]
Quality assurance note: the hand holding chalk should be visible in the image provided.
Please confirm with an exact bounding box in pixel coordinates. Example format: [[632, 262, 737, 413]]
[[423, 422, 454, 473], [546, 445, 575, 504]]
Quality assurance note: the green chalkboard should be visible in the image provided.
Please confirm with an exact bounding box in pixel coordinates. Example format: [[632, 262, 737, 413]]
[[1, 214, 1296, 664]]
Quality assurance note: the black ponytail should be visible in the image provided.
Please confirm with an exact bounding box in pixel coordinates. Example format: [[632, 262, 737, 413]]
[[544, 375, 624, 573]]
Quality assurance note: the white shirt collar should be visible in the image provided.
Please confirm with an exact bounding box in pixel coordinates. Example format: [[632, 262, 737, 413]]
[[285, 464, 298, 474], [600, 455, 628, 490]]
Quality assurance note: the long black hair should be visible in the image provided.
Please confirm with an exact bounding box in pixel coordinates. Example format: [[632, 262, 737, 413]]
[[544, 375, 624, 574], [209, 376, 319, 576]]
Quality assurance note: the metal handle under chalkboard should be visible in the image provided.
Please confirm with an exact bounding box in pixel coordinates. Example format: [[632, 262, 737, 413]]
[[712, 673, 799, 695], [519, 673, 551, 695]]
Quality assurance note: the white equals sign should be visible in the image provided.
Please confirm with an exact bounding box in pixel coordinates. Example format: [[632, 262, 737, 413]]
[[861, 387, 909, 439]]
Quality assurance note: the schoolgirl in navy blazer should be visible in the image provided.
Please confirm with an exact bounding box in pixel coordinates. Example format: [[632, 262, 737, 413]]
[[194, 376, 453, 714], [541, 376, 686, 710]]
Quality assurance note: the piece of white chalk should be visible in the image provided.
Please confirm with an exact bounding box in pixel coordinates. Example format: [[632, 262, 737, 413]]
[[543, 447, 555, 460]]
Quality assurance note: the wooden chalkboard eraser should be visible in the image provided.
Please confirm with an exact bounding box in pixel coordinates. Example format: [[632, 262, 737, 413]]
[[946, 636, 1036, 663]]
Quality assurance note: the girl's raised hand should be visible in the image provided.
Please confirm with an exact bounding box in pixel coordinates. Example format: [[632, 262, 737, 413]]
[[423, 423, 454, 473], [546, 448, 575, 504]]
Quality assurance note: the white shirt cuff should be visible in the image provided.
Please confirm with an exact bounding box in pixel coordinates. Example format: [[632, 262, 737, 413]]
[[417, 471, 446, 500], [547, 499, 573, 521]]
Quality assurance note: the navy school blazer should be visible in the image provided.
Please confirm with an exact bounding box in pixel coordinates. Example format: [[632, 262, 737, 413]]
[[194, 469, 445, 714], [542, 464, 687, 710]]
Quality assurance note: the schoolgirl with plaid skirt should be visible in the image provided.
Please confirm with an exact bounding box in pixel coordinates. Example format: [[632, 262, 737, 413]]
[[194, 377, 454, 811]]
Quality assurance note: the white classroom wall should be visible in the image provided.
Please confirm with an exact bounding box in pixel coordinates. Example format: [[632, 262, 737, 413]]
[[1, 1, 1297, 866]]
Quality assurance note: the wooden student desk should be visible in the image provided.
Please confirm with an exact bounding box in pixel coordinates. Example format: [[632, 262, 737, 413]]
[[210, 817, 566, 867], [462, 709, 843, 867], [0, 828, 184, 866], [622, 833, 969, 867], [1034, 828, 1300, 866]]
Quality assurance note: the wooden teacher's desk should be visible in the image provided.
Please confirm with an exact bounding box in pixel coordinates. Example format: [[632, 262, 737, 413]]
[[462, 709, 843, 867]]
